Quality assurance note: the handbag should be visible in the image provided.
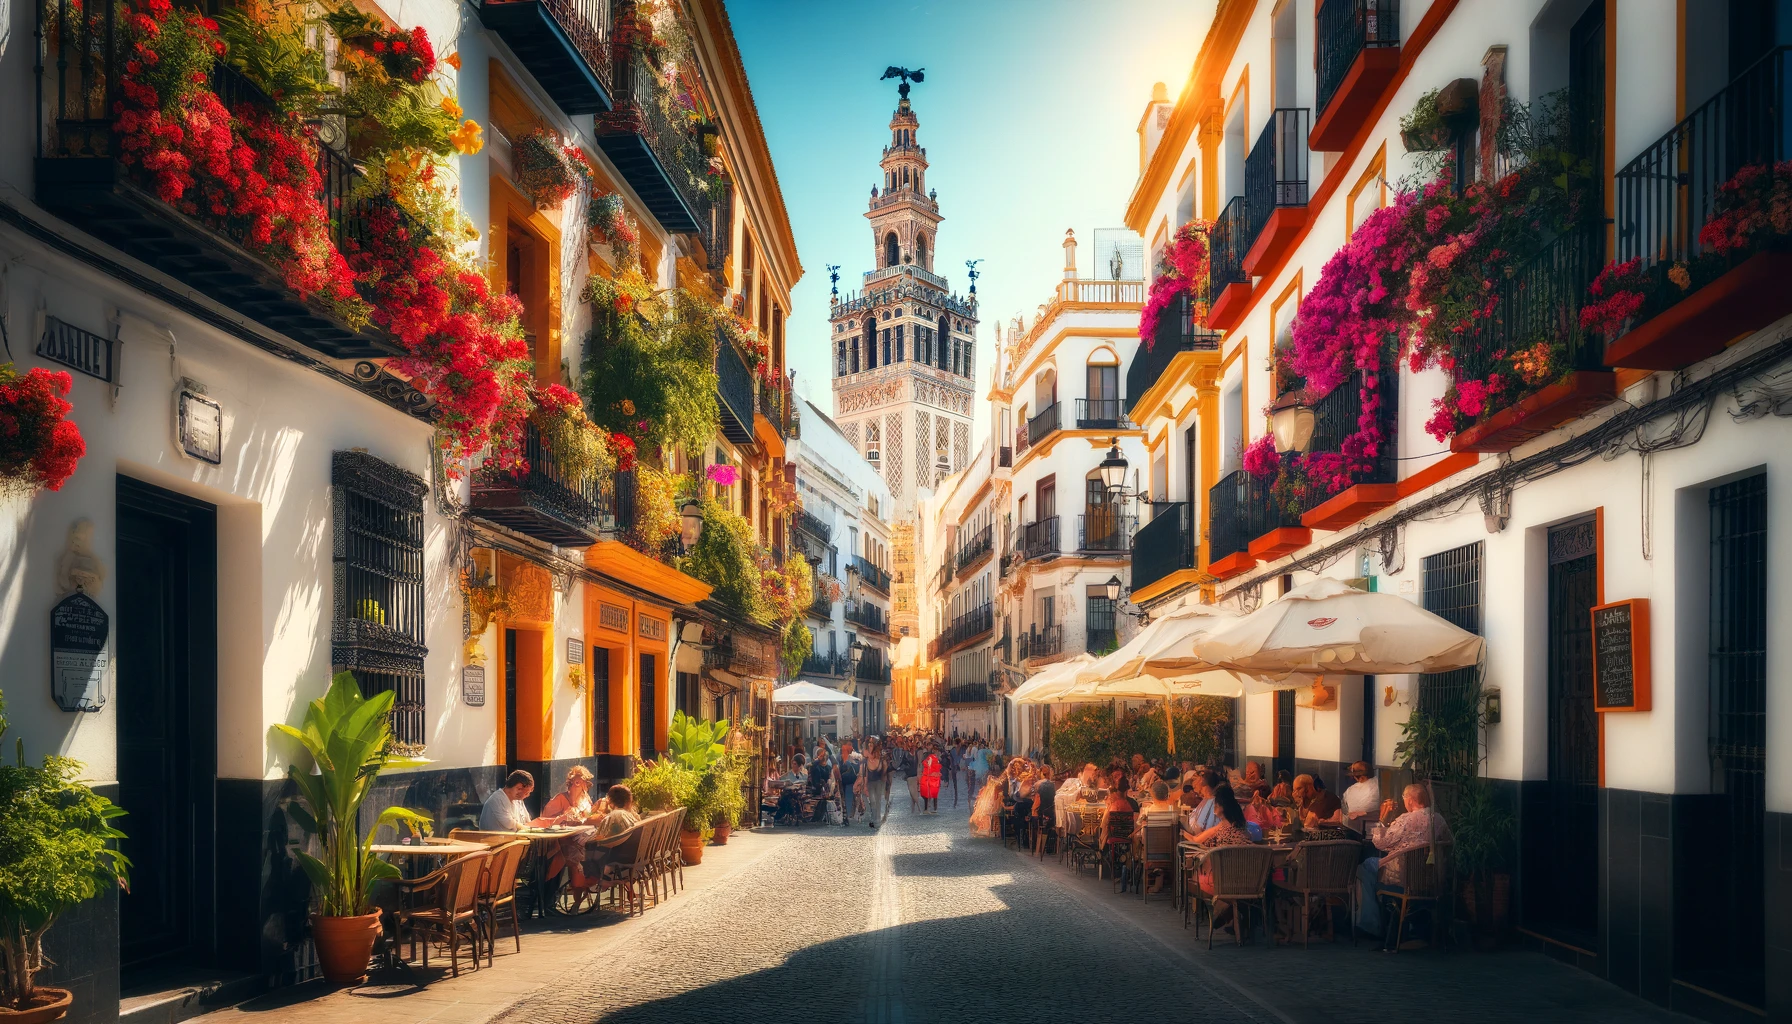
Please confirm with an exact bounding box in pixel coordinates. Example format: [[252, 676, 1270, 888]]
[[826, 801, 843, 826]]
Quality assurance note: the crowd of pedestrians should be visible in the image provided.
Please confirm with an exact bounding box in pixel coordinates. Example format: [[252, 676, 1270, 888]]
[[766, 727, 1001, 828]]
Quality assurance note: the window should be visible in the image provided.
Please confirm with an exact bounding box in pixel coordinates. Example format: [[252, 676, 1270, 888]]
[[1419, 542, 1484, 778], [884, 232, 899, 267], [881, 329, 890, 365], [1346, 146, 1387, 239], [591, 652, 609, 752], [1085, 585, 1117, 654], [916, 234, 927, 268], [895, 325, 904, 361], [332, 451, 428, 753]]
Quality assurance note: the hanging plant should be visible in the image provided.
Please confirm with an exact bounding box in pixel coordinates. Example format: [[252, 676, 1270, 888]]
[[580, 273, 720, 456], [1138, 221, 1211, 347], [0, 364, 87, 495], [584, 190, 640, 267], [512, 129, 577, 208], [627, 462, 684, 554], [704, 463, 739, 488], [531, 383, 613, 485], [780, 621, 812, 677]]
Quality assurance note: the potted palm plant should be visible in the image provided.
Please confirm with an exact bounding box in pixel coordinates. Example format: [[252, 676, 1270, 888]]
[[666, 711, 729, 861], [0, 691, 128, 1024], [269, 672, 431, 984]]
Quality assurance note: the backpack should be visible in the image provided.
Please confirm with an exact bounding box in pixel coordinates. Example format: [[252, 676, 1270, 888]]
[[840, 757, 860, 786]]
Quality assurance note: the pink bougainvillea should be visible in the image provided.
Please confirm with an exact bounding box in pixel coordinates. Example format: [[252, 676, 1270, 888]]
[[1241, 434, 1279, 479], [1138, 222, 1211, 348], [706, 463, 740, 488]]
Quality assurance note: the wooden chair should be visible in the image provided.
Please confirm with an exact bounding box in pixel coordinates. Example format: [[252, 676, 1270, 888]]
[[1188, 845, 1274, 948], [1130, 817, 1179, 901], [1067, 810, 1105, 875], [1276, 839, 1360, 948], [1097, 810, 1135, 880], [1376, 841, 1453, 951], [475, 840, 530, 964], [586, 818, 651, 915], [395, 847, 491, 976]]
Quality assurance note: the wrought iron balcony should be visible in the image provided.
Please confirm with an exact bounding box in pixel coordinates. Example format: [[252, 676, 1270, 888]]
[[1608, 46, 1792, 369], [1209, 468, 1314, 566], [1305, 366, 1399, 487], [845, 602, 889, 636], [477, 0, 614, 116], [801, 652, 847, 677], [939, 603, 994, 653], [1086, 626, 1118, 655], [716, 332, 755, 444], [1313, 0, 1401, 149], [1130, 501, 1195, 594], [1024, 402, 1062, 448], [1017, 625, 1063, 662], [1243, 108, 1311, 274], [955, 524, 992, 576], [470, 423, 607, 546], [610, 468, 681, 562], [851, 555, 892, 595], [946, 683, 993, 705], [1208, 197, 1251, 299], [1075, 399, 1132, 430], [596, 52, 713, 237], [1078, 511, 1136, 552], [998, 445, 1013, 468], [855, 654, 892, 684], [35, 31, 398, 360], [1020, 516, 1060, 560], [1126, 292, 1221, 414], [796, 508, 832, 542]]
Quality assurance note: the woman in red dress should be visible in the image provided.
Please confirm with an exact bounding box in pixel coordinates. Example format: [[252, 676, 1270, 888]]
[[918, 745, 943, 815]]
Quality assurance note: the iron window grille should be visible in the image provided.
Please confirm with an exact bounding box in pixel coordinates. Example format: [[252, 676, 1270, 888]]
[[332, 451, 428, 753], [1418, 541, 1483, 778]]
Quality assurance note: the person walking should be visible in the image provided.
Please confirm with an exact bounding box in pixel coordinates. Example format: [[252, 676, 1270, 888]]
[[902, 739, 921, 811], [838, 742, 861, 826], [946, 740, 963, 808], [919, 745, 943, 815], [861, 737, 889, 829]]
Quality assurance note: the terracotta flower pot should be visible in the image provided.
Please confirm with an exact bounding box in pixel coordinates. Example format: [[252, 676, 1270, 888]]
[[0, 987, 72, 1024], [711, 821, 731, 846], [679, 827, 705, 865], [311, 912, 383, 985]]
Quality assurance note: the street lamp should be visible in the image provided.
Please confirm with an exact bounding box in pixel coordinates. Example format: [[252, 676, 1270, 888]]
[[1269, 391, 1315, 454], [680, 499, 704, 552], [1097, 438, 1128, 493], [1104, 575, 1123, 602]]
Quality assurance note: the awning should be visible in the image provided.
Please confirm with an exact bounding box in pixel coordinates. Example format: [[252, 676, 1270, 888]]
[[773, 681, 863, 704]]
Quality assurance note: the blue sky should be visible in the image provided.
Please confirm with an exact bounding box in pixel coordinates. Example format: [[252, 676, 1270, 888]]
[[728, 0, 1215, 442]]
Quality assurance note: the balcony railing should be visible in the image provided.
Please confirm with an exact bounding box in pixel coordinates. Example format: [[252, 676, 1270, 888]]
[[1208, 471, 1253, 565], [1611, 47, 1792, 349], [850, 555, 892, 594], [1020, 516, 1060, 560], [845, 602, 889, 636], [471, 423, 607, 546], [795, 508, 832, 542], [1025, 402, 1062, 447], [1126, 292, 1221, 414], [1017, 625, 1063, 662], [1244, 108, 1311, 252], [1086, 625, 1118, 655], [716, 332, 755, 444], [1078, 511, 1136, 552], [946, 683, 994, 705], [1458, 222, 1607, 386], [610, 469, 681, 561], [597, 52, 720, 240], [998, 445, 1013, 468], [36, 34, 396, 359], [1075, 398, 1132, 429], [938, 603, 994, 653], [1316, 0, 1401, 125], [955, 525, 993, 575], [855, 656, 892, 684], [1208, 196, 1251, 298], [1305, 365, 1399, 487], [999, 549, 1015, 578], [1130, 501, 1195, 594], [801, 652, 847, 677], [476, 0, 614, 116]]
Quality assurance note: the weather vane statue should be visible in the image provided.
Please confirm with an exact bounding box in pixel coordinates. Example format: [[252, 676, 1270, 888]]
[[827, 263, 840, 299], [880, 66, 925, 101], [965, 258, 983, 296]]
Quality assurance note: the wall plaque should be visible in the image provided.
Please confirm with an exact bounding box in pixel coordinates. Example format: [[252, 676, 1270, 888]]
[[50, 592, 109, 712], [567, 637, 584, 664], [462, 664, 486, 707], [37, 315, 117, 384], [1591, 598, 1650, 712], [177, 383, 222, 464]]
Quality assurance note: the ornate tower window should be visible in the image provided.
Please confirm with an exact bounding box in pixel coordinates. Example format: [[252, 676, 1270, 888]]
[[331, 451, 428, 754], [884, 232, 899, 267]]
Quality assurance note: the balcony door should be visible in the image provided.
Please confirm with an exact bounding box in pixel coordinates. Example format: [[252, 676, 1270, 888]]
[[1567, 2, 1604, 197], [1037, 478, 1056, 520], [1086, 361, 1118, 422]]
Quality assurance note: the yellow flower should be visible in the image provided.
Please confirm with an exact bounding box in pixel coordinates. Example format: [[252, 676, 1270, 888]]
[[440, 96, 463, 120], [1668, 262, 1691, 290], [450, 119, 484, 155]]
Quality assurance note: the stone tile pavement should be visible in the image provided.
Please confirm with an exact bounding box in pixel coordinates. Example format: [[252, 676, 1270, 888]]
[[192, 796, 1699, 1024]]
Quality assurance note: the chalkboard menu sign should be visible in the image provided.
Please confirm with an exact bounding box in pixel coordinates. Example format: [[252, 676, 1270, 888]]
[[51, 592, 110, 712], [1591, 598, 1651, 712]]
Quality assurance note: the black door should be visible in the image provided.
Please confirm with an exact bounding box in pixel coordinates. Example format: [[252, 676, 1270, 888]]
[[1534, 517, 1600, 940], [504, 629, 519, 768], [117, 477, 217, 975], [591, 652, 609, 754], [1568, 1, 1605, 191], [1274, 689, 1296, 782], [638, 653, 656, 760]]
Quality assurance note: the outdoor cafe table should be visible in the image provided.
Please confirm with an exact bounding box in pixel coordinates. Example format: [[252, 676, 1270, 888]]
[[364, 839, 489, 988], [450, 826, 599, 918]]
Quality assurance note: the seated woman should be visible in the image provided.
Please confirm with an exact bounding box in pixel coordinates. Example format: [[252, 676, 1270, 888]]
[[536, 765, 596, 826], [969, 762, 1006, 836], [1186, 785, 1257, 851]]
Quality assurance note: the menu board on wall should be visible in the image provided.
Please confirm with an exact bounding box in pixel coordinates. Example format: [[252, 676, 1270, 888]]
[[1591, 598, 1650, 712]]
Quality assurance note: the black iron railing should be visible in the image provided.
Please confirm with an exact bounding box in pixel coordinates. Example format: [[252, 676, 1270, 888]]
[[1127, 291, 1221, 414], [955, 524, 992, 575], [1209, 196, 1251, 297], [716, 332, 755, 442], [1075, 398, 1131, 429], [1208, 470, 1254, 563], [480, 0, 614, 104], [998, 445, 1013, 467], [1017, 625, 1063, 661], [855, 654, 892, 684], [757, 377, 788, 439], [1079, 511, 1136, 552], [845, 602, 889, 635], [1304, 356, 1400, 487], [796, 508, 832, 542], [1020, 516, 1060, 560], [1459, 222, 1607, 387], [940, 603, 994, 651], [801, 652, 847, 677], [1026, 402, 1062, 446], [1245, 108, 1312, 252], [850, 554, 891, 593], [1086, 624, 1118, 655], [609, 50, 723, 240], [1613, 47, 1792, 332], [1316, 0, 1401, 122], [947, 683, 993, 704], [1131, 501, 1194, 593]]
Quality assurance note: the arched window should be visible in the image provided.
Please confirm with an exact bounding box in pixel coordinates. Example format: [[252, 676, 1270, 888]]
[[883, 232, 899, 267], [895, 324, 905, 361], [937, 315, 950, 369], [915, 234, 927, 269], [859, 318, 873, 372], [836, 340, 847, 377], [962, 340, 974, 378]]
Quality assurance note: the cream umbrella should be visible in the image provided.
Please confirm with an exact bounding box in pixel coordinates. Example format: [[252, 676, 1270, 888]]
[[1008, 654, 1099, 706], [1198, 577, 1483, 677], [1069, 604, 1239, 687]]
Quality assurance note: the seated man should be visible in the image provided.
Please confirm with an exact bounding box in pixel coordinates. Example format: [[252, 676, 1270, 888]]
[[1354, 784, 1454, 942], [1293, 774, 1343, 828], [479, 770, 534, 831], [1132, 780, 1178, 835], [1341, 761, 1381, 831]]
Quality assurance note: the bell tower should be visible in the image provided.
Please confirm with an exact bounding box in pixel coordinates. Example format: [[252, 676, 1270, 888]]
[[870, 94, 942, 274]]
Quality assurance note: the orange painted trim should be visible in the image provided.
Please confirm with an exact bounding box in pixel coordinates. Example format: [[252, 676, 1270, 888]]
[[1302, 482, 1398, 530], [1449, 371, 1617, 453], [1595, 504, 1605, 787], [1248, 526, 1312, 560], [1602, 252, 1792, 370], [1212, 0, 1463, 331], [1209, 550, 1258, 579], [1396, 452, 1478, 499], [1345, 144, 1388, 241]]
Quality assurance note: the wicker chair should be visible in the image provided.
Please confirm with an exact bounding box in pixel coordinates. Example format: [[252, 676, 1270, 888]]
[[1188, 845, 1274, 948], [475, 840, 530, 963], [658, 808, 688, 901], [1376, 841, 1453, 951], [1129, 817, 1179, 901], [1097, 811, 1135, 880], [395, 847, 491, 976], [1276, 839, 1360, 948], [1067, 811, 1105, 874]]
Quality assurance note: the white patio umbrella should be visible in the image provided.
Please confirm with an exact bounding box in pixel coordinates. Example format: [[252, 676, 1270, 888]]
[[1070, 604, 1239, 686], [1198, 577, 1483, 677], [773, 681, 863, 705], [1008, 654, 1098, 706]]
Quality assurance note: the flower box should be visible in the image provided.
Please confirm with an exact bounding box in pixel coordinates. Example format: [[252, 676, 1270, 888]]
[[1602, 251, 1792, 371], [1206, 282, 1253, 333], [1449, 370, 1616, 454], [1302, 482, 1399, 531], [1208, 550, 1257, 580], [1247, 526, 1312, 560], [1311, 45, 1402, 151], [1242, 207, 1309, 276]]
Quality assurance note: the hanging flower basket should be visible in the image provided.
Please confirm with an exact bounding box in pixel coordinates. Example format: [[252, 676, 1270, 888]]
[[513, 130, 578, 208], [0, 365, 86, 495]]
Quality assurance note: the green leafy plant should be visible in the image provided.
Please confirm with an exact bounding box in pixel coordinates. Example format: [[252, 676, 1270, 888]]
[[710, 751, 749, 829], [626, 758, 696, 815], [0, 690, 129, 1010], [1394, 684, 1484, 783], [666, 710, 728, 773], [268, 672, 431, 918], [679, 496, 772, 623], [781, 621, 813, 677], [1046, 698, 1232, 770]]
